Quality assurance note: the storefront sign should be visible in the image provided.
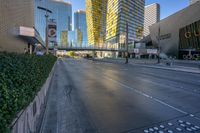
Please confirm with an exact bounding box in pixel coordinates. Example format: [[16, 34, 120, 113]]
[[159, 33, 171, 40], [184, 29, 200, 39]]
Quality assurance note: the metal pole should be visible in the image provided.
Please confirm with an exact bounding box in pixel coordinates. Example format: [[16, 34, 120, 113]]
[[45, 14, 49, 55], [158, 25, 160, 63], [125, 21, 129, 64], [37, 3, 52, 55], [45, 0, 49, 55]]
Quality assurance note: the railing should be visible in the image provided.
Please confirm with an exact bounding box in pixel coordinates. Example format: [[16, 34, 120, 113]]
[[49, 46, 127, 52]]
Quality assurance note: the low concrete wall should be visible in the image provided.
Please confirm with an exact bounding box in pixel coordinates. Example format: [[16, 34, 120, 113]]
[[10, 63, 56, 133]]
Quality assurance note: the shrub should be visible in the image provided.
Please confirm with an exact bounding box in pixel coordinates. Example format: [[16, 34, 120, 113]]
[[0, 52, 57, 132]]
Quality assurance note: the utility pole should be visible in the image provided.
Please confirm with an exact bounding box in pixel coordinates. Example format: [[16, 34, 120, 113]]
[[125, 21, 129, 64]]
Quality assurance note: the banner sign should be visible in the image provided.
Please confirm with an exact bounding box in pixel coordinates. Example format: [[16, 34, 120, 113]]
[[48, 21, 57, 43]]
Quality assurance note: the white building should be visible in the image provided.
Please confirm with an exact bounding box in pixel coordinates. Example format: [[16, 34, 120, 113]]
[[144, 3, 160, 37]]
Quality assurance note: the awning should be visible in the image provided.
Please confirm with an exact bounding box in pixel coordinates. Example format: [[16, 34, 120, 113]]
[[16, 26, 45, 47]]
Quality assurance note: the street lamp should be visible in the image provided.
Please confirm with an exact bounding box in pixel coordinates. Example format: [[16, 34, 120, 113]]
[[37, 6, 52, 55], [157, 24, 161, 63], [125, 21, 129, 64]]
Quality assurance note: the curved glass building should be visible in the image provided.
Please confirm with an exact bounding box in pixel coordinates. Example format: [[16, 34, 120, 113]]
[[35, 0, 72, 47], [74, 10, 88, 47], [86, 0, 108, 47]]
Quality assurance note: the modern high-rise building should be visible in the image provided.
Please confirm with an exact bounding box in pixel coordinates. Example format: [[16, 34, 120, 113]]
[[61, 31, 68, 47], [190, 0, 200, 5], [68, 29, 82, 47], [74, 10, 88, 47], [35, 0, 72, 46], [143, 3, 160, 37], [86, 0, 107, 47], [0, 0, 43, 53], [106, 0, 145, 49]]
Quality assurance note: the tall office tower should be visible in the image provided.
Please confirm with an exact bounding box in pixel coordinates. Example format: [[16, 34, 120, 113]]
[[74, 10, 88, 47], [35, 0, 72, 46], [144, 3, 160, 37], [106, 0, 145, 48], [86, 0, 108, 47], [0, 0, 43, 53], [190, 0, 200, 5], [68, 30, 82, 47], [61, 31, 68, 47]]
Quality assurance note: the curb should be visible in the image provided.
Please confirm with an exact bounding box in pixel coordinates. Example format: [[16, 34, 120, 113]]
[[131, 63, 200, 74]]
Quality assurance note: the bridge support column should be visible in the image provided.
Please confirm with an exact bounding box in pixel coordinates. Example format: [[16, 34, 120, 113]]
[[116, 52, 119, 58], [92, 51, 96, 58]]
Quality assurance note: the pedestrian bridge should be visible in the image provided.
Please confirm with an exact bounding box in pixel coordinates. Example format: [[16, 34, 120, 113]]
[[49, 46, 127, 52]]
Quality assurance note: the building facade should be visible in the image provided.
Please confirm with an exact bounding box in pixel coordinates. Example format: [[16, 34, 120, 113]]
[[86, 0, 107, 47], [35, 0, 72, 47], [190, 0, 200, 5], [67, 29, 82, 47], [143, 3, 160, 37], [106, 0, 145, 49], [0, 0, 44, 53], [149, 2, 200, 59], [61, 31, 68, 47], [74, 10, 88, 47]]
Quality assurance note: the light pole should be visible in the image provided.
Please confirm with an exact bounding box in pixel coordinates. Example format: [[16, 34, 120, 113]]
[[158, 24, 161, 63], [125, 21, 129, 64], [37, 6, 52, 55]]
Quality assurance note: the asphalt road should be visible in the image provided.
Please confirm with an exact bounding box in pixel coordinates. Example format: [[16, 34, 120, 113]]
[[40, 58, 200, 133]]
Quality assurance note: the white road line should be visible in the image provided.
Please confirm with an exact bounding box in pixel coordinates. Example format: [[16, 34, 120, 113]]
[[104, 76, 188, 115]]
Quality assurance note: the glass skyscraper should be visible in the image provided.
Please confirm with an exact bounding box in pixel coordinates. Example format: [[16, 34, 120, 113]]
[[106, 0, 145, 49], [35, 0, 72, 46], [74, 10, 88, 47], [86, 0, 145, 49], [86, 0, 108, 47]]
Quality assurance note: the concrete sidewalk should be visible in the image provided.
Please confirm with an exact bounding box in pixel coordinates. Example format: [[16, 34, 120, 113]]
[[94, 58, 200, 74], [131, 63, 200, 74]]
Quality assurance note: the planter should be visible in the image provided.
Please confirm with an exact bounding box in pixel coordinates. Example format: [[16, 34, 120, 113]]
[[10, 63, 56, 133]]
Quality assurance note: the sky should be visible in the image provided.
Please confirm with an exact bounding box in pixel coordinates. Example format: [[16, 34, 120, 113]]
[[66, 0, 189, 19], [65, 0, 189, 29]]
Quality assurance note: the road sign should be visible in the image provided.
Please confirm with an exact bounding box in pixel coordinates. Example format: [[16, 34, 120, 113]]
[[147, 49, 158, 54]]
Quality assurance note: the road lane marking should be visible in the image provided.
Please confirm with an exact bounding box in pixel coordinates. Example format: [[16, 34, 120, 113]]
[[63, 60, 200, 121], [104, 76, 188, 115]]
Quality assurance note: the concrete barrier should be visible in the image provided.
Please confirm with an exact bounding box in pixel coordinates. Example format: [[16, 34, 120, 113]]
[[10, 63, 56, 133]]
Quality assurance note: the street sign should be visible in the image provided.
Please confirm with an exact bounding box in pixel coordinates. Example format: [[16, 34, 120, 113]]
[[147, 49, 158, 54], [48, 21, 57, 43]]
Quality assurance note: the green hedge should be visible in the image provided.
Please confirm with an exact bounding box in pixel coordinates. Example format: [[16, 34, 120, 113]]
[[0, 52, 57, 132]]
